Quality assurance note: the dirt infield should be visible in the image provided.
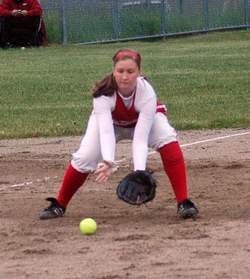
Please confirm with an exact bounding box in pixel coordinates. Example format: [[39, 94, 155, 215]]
[[0, 129, 250, 279]]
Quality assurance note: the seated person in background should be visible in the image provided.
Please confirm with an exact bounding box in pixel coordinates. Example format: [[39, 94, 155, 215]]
[[0, 0, 44, 47]]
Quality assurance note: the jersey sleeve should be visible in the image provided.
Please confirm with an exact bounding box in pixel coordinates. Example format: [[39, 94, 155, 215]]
[[93, 96, 116, 165], [133, 78, 157, 170], [0, 1, 12, 16], [27, 0, 43, 17]]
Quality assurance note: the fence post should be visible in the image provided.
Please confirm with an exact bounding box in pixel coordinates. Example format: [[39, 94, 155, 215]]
[[244, 0, 250, 30], [160, 0, 167, 35], [202, 0, 209, 31], [60, 0, 68, 44], [178, 0, 183, 15], [112, 0, 121, 39]]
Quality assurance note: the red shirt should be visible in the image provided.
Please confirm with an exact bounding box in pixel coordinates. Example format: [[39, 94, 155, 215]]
[[112, 92, 167, 128], [0, 0, 42, 17], [112, 93, 139, 128]]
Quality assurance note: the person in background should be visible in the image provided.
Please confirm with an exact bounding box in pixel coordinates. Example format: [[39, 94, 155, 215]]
[[0, 0, 45, 48], [39, 48, 199, 220]]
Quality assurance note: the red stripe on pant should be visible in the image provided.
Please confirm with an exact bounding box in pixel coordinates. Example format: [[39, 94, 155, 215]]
[[57, 163, 89, 208], [158, 142, 188, 203]]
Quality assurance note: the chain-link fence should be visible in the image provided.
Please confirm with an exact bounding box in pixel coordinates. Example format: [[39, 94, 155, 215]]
[[40, 0, 250, 44]]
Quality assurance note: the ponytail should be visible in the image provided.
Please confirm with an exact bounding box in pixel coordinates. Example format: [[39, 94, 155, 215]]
[[92, 73, 117, 98]]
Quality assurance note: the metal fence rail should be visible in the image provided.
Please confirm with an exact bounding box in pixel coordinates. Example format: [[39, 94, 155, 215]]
[[40, 0, 250, 44]]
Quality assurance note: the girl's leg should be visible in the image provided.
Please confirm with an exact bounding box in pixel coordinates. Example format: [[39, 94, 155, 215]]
[[56, 163, 89, 208], [158, 141, 188, 203], [148, 113, 198, 218], [159, 142, 199, 218], [40, 114, 102, 219], [148, 113, 185, 200]]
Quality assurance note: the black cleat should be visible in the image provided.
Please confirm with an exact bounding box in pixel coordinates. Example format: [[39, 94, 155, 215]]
[[39, 197, 65, 220], [177, 199, 199, 219]]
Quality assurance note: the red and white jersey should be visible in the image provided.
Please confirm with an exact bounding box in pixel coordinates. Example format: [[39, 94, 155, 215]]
[[112, 88, 166, 128], [111, 92, 139, 128], [93, 76, 166, 170]]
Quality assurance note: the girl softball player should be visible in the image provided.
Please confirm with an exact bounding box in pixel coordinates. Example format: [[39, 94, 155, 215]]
[[39, 49, 199, 220]]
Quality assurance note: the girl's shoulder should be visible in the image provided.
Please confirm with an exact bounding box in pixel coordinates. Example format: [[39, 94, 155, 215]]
[[136, 76, 156, 98], [93, 94, 116, 112]]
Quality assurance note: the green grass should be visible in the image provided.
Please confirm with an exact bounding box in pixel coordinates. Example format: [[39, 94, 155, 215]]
[[0, 31, 250, 139]]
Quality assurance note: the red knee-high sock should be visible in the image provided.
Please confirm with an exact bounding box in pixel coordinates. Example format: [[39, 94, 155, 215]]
[[159, 142, 188, 203], [57, 163, 89, 208]]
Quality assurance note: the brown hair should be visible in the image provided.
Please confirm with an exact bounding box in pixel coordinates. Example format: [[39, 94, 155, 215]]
[[92, 49, 141, 98]]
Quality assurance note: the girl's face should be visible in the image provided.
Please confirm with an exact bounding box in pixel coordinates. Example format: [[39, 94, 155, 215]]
[[113, 59, 140, 96]]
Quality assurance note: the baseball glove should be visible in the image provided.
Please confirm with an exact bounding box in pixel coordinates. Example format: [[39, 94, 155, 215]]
[[116, 170, 157, 205]]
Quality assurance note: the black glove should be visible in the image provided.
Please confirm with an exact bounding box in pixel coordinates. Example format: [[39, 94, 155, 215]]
[[116, 170, 157, 205]]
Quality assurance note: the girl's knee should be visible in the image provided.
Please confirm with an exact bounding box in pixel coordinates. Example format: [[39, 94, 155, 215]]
[[71, 154, 98, 173]]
